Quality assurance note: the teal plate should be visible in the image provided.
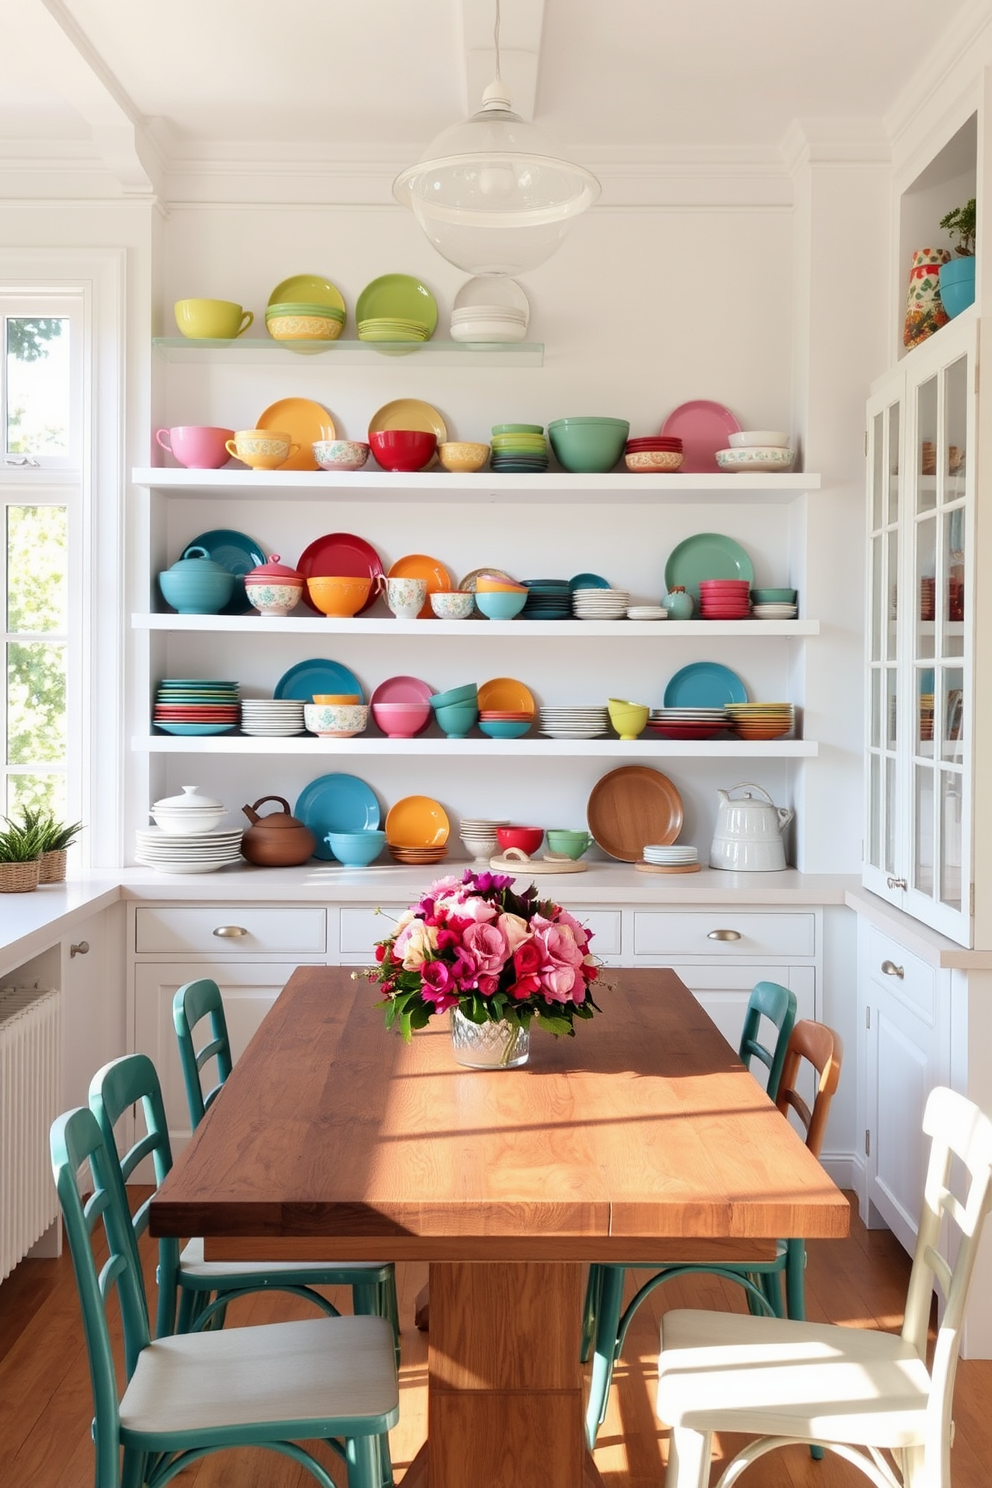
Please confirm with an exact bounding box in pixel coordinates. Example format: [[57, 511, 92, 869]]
[[569, 572, 610, 591], [153, 722, 237, 735], [355, 274, 438, 336], [182, 529, 266, 616], [274, 658, 364, 703], [663, 662, 748, 709], [664, 532, 754, 602], [295, 773, 381, 860]]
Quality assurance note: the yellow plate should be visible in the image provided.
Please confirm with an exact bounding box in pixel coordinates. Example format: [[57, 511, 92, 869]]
[[256, 398, 336, 472], [478, 676, 536, 714], [386, 554, 451, 618], [385, 794, 450, 849], [368, 398, 448, 443], [267, 274, 346, 313]]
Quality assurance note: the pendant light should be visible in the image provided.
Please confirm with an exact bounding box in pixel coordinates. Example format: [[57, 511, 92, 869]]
[[392, 1, 600, 276]]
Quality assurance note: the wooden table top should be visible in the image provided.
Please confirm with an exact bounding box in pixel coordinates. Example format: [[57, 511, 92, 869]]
[[150, 966, 849, 1261]]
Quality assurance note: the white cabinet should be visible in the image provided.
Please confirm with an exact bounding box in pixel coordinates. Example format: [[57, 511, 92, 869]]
[[864, 312, 976, 944], [60, 903, 126, 1109]]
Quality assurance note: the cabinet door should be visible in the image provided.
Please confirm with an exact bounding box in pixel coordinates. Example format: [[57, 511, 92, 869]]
[[61, 904, 126, 1109], [667, 963, 815, 1092]]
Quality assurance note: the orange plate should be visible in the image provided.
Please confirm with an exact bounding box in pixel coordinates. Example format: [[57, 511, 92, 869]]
[[256, 397, 336, 472], [385, 795, 450, 848]]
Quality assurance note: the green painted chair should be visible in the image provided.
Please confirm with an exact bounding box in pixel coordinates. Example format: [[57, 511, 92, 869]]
[[171, 978, 401, 1352], [51, 1103, 398, 1488], [581, 980, 802, 1449]]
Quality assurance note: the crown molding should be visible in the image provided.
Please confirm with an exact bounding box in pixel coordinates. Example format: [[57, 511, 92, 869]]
[[780, 118, 891, 177], [885, 0, 992, 160]]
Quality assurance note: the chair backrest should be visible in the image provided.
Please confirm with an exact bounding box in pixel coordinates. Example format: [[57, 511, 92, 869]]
[[173, 977, 233, 1128], [900, 1087, 992, 1486], [738, 980, 797, 1101], [89, 1053, 180, 1338], [774, 1019, 844, 1159], [50, 1106, 151, 1486]]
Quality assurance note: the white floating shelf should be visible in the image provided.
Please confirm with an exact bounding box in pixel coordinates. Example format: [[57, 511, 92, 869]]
[[152, 336, 544, 367], [135, 736, 818, 758], [132, 468, 820, 505], [133, 613, 820, 638]]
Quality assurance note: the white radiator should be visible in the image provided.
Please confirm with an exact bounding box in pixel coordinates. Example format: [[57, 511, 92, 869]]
[[0, 988, 61, 1282]]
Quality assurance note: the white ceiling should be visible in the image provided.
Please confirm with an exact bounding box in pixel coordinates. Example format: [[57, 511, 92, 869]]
[[0, 0, 983, 184]]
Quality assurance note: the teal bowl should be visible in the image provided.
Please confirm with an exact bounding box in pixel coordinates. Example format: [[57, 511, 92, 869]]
[[751, 588, 797, 603], [431, 683, 478, 708], [324, 829, 386, 866], [158, 568, 235, 614], [547, 829, 593, 859], [475, 590, 527, 620], [434, 701, 479, 738], [547, 418, 630, 473], [478, 718, 531, 739]]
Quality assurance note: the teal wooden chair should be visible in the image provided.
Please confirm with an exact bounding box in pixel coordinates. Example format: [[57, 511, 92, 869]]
[[50, 1103, 398, 1488], [171, 978, 400, 1352], [581, 980, 802, 1449]]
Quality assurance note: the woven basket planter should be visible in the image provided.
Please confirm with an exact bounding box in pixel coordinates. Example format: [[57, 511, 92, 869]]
[[39, 848, 68, 884], [0, 859, 40, 893]]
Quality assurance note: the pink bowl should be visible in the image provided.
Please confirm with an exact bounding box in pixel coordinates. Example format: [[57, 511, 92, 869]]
[[496, 825, 544, 855], [371, 700, 432, 738], [369, 428, 437, 472]]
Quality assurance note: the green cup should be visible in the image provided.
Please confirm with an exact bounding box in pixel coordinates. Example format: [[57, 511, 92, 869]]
[[546, 829, 593, 860]]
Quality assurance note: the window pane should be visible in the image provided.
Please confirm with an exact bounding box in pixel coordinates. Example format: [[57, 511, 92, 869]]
[[5, 316, 69, 454], [6, 772, 65, 819], [6, 641, 66, 763], [7, 506, 67, 632]]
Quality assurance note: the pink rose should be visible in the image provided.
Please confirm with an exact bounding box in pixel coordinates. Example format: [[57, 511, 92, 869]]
[[477, 972, 500, 996], [463, 921, 509, 977], [555, 907, 592, 949], [540, 963, 583, 1002], [452, 895, 499, 924], [497, 911, 532, 952], [421, 959, 460, 1012]]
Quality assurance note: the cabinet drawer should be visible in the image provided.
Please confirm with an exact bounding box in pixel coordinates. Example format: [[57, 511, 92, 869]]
[[632, 911, 815, 959], [339, 907, 406, 960], [134, 906, 326, 955], [571, 910, 621, 958], [866, 926, 936, 1024]]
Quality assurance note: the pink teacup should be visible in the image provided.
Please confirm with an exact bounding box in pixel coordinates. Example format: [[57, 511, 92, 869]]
[[156, 425, 235, 469]]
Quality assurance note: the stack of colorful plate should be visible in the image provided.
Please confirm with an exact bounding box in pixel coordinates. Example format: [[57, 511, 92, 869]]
[[522, 579, 571, 619], [572, 587, 630, 620], [538, 706, 610, 738], [698, 579, 752, 619], [642, 843, 700, 869], [239, 699, 306, 737], [725, 702, 795, 740], [624, 435, 684, 473], [265, 302, 345, 341], [153, 679, 240, 735], [490, 425, 549, 472], [647, 707, 730, 740], [357, 318, 432, 342], [385, 793, 450, 866], [134, 826, 244, 874]]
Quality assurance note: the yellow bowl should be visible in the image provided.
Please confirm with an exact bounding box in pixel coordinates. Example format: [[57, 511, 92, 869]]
[[307, 575, 372, 617], [438, 441, 490, 473], [475, 575, 527, 593], [607, 698, 649, 740], [266, 314, 344, 342]]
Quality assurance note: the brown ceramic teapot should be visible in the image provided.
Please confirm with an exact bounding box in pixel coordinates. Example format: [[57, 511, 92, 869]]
[[241, 796, 316, 866]]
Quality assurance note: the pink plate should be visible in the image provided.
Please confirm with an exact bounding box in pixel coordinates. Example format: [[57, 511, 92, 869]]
[[660, 400, 742, 474], [370, 675, 436, 707], [296, 532, 384, 615]]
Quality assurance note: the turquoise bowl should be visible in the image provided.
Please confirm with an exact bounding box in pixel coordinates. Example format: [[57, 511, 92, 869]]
[[434, 701, 479, 738], [475, 590, 528, 620], [431, 683, 478, 708], [478, 719, 531, 739], [324, 829, 386, 866], [547, 418, 630, 473], [158, 568, 235, 614]]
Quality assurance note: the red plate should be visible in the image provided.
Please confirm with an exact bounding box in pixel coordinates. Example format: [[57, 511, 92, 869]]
[[296, 532, 384, 615]]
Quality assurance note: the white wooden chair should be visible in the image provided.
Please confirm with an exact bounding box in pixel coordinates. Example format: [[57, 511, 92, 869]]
[[656, 1085, 992, 1488]]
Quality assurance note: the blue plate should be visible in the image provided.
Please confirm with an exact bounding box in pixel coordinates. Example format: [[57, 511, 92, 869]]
[[294, 773, 381, 860], [182, 529, 266, 616], [569, 572, 610, 591], [663, 662, 748, 709], [274, 658, 364, 703], [153, 722, 237, 736]]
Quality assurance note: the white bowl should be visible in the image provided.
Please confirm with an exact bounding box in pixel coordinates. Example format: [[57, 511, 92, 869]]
[[449, 319, 528, 344], [728, 430, 790, 448], [151, 809, 227, 835]]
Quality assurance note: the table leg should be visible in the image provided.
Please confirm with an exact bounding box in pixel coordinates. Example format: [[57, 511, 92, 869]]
[[425, 1261, 600, 1488]]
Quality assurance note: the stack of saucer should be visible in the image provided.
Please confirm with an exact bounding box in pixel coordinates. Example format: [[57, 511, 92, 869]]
[[698, 579, 751, 619], [538, 705, 610, 738], [490, 425, 549, 472], [752, 602, 798, 619], [636, 843, 700, 874], [135, 826, 244, 874], [357, 317, 431, 343], [572, 587, 630, 620], [240, 699, 306, 736], [626, 604, 668, 620], [647, 707, 730, 740], [460, 817, 509, 861], [386, 843, 449, 866], [522, 579, 571, 618], [725, 702, 795, 740], [153, 679, 240, 736]]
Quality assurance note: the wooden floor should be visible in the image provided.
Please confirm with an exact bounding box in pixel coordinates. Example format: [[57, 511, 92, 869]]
[[3, 1192, 992, 1487]]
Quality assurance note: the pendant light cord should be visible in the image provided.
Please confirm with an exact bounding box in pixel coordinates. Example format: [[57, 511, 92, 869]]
[[493, 0, 502, 83]]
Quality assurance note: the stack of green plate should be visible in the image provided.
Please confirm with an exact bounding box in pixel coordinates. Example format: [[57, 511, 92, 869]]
[[357, 318, 431, 342], [490, 423, 548, 472], [355, 274, 438, 344]]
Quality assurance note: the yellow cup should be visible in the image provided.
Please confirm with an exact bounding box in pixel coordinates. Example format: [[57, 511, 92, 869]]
[[174, 298, 254, 339], [225, 429, 298, 470]]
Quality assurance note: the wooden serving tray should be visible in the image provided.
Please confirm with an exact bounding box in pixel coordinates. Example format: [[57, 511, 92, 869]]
[[634, 859, 701, 874], [489, 852, 589, 874]]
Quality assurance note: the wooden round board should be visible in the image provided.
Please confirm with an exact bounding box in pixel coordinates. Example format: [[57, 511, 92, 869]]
[[489, 853, 589, 874], [634, 859, 701, 873], [586, 765, 684, 861]]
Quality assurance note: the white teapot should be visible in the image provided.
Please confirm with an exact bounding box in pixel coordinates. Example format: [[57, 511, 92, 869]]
[[709, 783, 793, 872]]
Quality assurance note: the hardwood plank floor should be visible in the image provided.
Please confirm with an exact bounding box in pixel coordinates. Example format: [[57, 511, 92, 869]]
[[3, 1191, 991, 1486]]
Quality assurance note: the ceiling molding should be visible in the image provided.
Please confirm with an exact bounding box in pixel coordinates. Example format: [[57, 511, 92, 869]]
[[461, 0, 545, 120], [781, 119, 892, 177], [885, 0, 992, 157]]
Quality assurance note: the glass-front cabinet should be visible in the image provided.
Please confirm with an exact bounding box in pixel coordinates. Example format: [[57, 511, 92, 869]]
[[865, 311, 976, 944]]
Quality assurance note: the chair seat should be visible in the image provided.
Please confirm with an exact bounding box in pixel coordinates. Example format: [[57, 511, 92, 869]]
[[179, 1236, 393, 1278], [120, 1313, 399, 1444], [657, 1308, 932, 1449]]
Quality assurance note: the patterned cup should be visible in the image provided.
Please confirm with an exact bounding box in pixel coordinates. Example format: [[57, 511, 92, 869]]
[[430, 590, 475, 619], [378, 575, 428, 619], [225, 429, 299, 470]]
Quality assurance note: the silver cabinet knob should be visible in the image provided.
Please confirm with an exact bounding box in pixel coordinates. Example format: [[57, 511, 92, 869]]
[[707, 929, 742, 941], [69, 941, 89, 957], [886, 876, 908, 890], [881, 959, 905, 979], [212, 925, 248, 938]]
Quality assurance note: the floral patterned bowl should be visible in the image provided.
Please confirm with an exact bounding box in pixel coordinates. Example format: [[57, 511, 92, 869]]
[[313, 439, 371, 471], [304, 703, 368, 738], [245, 581, 303, 617], [624, 449, 685, 473], [715, 446, 794, 472]]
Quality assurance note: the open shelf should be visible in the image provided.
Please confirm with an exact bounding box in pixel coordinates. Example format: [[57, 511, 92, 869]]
[[134, 613, 820, 638], [152, 337, 544, 368], [135, 736, 817, 758]]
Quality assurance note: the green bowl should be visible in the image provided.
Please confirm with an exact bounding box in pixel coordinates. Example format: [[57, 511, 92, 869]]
[[548, 419, 630, 473], [751, 587, 797, 602], [492, 423, 543, 435]]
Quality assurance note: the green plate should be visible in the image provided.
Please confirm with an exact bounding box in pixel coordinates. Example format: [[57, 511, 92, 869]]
[[355, 274, 438, 336], [664, 532, 754, 602], [267, 274, 346, 313]]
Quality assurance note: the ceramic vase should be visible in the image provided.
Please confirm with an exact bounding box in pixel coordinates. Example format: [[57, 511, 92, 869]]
[[450, 1009, 530, 1068], [904, 248, 951, 349], [663, 586, 694, 620]]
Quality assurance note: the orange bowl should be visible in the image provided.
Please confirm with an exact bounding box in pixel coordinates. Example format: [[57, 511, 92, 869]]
[[306, 575, 372, 617], [312, 693, 361, 704], [475, 575, 527, 594]]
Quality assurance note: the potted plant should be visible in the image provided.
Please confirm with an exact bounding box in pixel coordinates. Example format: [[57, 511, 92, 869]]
[[18, 808, 83, 883], [939, 197, 976, 318], [0, 817, 44, 893]]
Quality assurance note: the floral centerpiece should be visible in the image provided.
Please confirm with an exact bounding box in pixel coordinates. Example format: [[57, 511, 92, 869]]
[[366, 869, 602, 1067]]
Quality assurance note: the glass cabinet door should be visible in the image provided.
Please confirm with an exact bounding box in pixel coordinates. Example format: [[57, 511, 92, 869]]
[[865, 392, 903, 893]]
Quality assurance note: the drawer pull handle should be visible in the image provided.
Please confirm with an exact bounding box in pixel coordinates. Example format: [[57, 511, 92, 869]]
[[707, 929, 742, 942], [881, 959, 905, 979], [69, 941, 89, 958], [213, 925, 249, 938], [886, 876, 908, 890]]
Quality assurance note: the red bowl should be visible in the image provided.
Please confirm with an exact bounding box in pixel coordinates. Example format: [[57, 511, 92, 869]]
[[369, 428, 437, 472], [497, 825, 544, 855]]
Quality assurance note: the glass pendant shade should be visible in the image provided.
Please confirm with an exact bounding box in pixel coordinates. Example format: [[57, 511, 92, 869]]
[[393, 84, 600, 276]]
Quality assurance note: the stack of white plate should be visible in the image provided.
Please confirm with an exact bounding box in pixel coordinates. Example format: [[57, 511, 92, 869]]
[[538, 706, 610, 739], [240, 699, 306, 736], [626, 605, 668, 620], [751, 603, 798, 619], [643, 844, 699, 866], [460, 816, 509, 861], [449, 276, 530, 344], [572, 588, 630, 620], [135, 826, 244, 874]]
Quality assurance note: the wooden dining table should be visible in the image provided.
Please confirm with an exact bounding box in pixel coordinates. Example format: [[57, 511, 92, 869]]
[[150, 965, 849, 1488]]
